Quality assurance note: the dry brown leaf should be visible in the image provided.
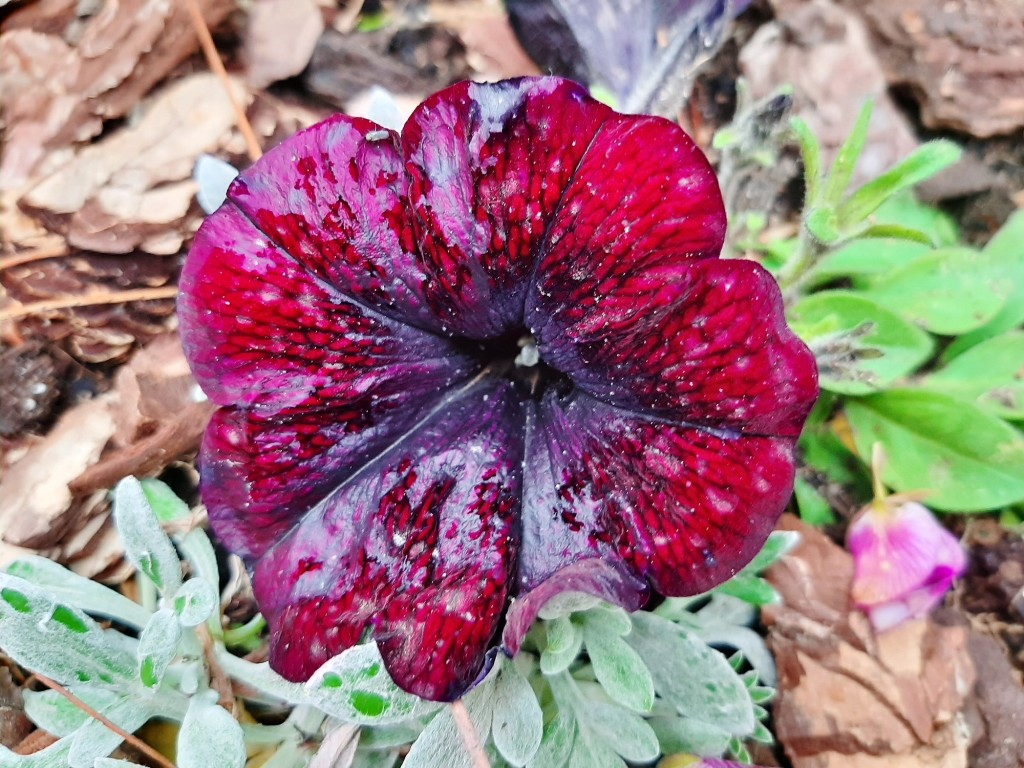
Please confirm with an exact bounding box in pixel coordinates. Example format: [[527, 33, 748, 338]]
[[2, 253, 178, 363], [764, 516, 976, 768], [245, 0, 325, 89], [0, 0, 235, 190], [740, 0, 919, 186], [0, 392, 117, 549], [21, 73, 250, 255], [71, 332, 213, 496], [964, 631, 1024, 768]]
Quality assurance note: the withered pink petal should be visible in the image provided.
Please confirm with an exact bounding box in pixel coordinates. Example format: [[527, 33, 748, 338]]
[[502, 559, 648, 656], [223, 115, 440, 331], [178, 204, 475, 411], [531, 258, 818, 436], [402, 78, 612, 338], [252, 379, 524, 701], [521, 391, 798, 596], [848, 500, 966, 630]]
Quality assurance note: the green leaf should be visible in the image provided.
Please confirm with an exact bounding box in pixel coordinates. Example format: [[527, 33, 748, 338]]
[[746, 530, 801, 573], [854, 223, 934, 245], [113, 477, 182, 596], [136, 608, 181, 688], [791, 116, 823, 205], [922, 331, 1024, 419], [790, 291, 934, 393], [845, 390, 1024, 511], [715, 574, 778, 606], [838, 140, 962, 226], [580, 617, 655, 712], [943, 211, 1024, 358], [0, 574, 137, 687], [806, 238, 930, 287], [805, 206, 840, 244], [626, 612, 755, 737], [794, 476, 837, 526], [305, 643, 441, 725], [177, 693, 246, 768], [490, 660, 543, 766], [861, 247, 1010, 335], [824, 100, 873, 206]]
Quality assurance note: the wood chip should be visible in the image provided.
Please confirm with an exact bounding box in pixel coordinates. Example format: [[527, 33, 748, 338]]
[[764, 515, 976, 768], [0, 0, 235, 190], [0, 392, 117, 549], [740, 0, 919, 185], [21, 73, 250, 255], [245, 0, 325, 89]]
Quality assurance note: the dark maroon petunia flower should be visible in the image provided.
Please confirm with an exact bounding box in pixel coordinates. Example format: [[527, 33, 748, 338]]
[[178, 77, 817, 702]]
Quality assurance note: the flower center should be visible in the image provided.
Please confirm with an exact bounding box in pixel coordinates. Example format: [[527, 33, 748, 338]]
[[467, 330, 571, 399]]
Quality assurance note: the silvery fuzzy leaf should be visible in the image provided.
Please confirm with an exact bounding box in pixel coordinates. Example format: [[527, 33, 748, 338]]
[[172, 578, 218, 627], [0, 741, 72, 767], [113, 477, 182, 597], [0, 574, 137, 687], [67, 695, 153, 768], [305, 643, 442, 725], [401, 676, 495, 768], [490, 659, 543, 766], [137, 608, 182, 688], [176, 692, 246, 768], [627, 612, 754, 737], [5, 556, 151, 630]]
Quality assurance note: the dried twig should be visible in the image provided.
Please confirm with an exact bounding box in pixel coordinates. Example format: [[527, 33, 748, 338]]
[[0, 285, 178, 322], [32, 672, 177, 768], [183, 0, 263, 162], [0, 242, 69, 271], [450, 699, 490, 768]]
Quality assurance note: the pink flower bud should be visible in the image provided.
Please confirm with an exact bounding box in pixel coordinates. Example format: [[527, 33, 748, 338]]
[[847, 499, 966, 631]]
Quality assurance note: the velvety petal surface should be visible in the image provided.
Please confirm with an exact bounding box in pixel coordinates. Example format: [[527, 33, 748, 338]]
[[401, 78, 612, 338], [179, 205, 474, 411], [532, 257, 817, 436], [223, 115, 439, 331], [202, 400, 448, 561], [179, 206, 476, 558], [251, 379, 524, 702], [525, 109, 726, 320], [520, 391, 798, 597]]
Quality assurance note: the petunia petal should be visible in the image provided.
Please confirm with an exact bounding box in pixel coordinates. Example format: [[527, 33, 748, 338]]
[[401, 77, 613, 338], [526, 108, 725, 330], [520, 391, 797, 597], [202, 398, 456, 561], [178, 204, 474, 412], [532, 257, 817, 436], [222, 115, 440, 330], [251, 379, 524, 701]]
